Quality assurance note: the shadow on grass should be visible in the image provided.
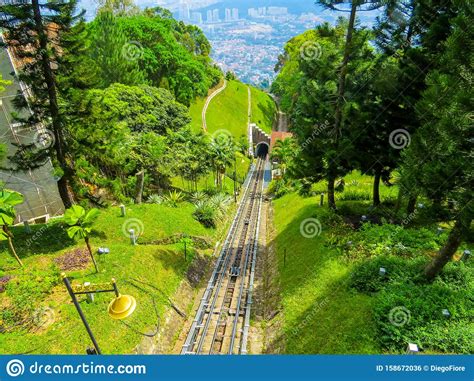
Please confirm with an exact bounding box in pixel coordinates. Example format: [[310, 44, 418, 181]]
[[256, 98, 277, 132], [1, 221, 76, 258], [258, 201, 380, 354]]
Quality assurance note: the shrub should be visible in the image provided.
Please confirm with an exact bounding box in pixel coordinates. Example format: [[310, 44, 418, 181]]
[[268, 180, 293, 199], [147, 194, 163, 204], [349, 256, 425, 293], [337, 190, 371, 201], [373, 281, 473, 353], [193, 201, 217, 228], [350, 254, 473, 353], [192, 193, 231, 228], [189, 191, 206, 204], [209, 193, 232, 216], [345, 223, 445, 259], [163, 191, 184, 207]]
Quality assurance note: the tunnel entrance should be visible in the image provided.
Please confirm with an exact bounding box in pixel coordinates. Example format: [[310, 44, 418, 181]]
[[255, 142, 269, 158]]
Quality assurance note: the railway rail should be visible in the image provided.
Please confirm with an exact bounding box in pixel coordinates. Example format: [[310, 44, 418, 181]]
[[181, 159, 265, 355]]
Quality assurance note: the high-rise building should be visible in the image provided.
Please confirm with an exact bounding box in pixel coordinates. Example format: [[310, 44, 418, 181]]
[[248, 8, 258, 18], [225, 8, 232, 22], [212, 9, 220, 23], [231, 8, 239, 21], [178, 1, 190, 21], [191, 12, 203, 24], [206, 9, 213, 23], [267, 7, 288, 16]]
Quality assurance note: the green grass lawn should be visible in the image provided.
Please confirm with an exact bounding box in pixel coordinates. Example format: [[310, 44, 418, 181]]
[[0, 203, 219, 354], [271, 171, 473, 354], [205, 80, 249, 139], [272, 192, 380, 354], [250, 87, 277, 134], [188, 95, 206, 133], [308, 171, 400, 202]]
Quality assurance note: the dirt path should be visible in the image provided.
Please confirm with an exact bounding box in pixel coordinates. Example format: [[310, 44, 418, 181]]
[[202, 80, 227, 132]]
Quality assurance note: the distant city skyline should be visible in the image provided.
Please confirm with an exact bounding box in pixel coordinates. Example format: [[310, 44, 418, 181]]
[[77, 1, 380, 87]]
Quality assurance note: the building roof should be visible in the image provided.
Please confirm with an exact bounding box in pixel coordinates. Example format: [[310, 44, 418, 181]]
[[270, 131, 293, 151]]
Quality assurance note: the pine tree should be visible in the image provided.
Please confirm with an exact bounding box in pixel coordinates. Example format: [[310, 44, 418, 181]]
[[89, 10, 145, 88], [317, 0, 388, 209], [0, 0, 85, 208], [401, 5, 473, 280]]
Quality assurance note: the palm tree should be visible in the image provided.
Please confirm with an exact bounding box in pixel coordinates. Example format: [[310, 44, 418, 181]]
[[271, 138, 296, 175], [0, 189, 24, 267], [209, 135, 235, 190], [64, 205, 100, 273]]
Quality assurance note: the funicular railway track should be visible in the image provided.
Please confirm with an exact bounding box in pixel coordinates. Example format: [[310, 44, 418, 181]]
[[181, 159, 265, 355]]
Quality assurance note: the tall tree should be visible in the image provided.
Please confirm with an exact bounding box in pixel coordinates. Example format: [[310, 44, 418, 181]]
[[374, 0, 462, 213], [401, 5, 473, 280], [97, 0, 139, 16], [88, 10, 145, 88], [272, 22, 374, 206], [0, 0, 84, 208], [70, 83, 190, 200], [316, 0, 387, 209]]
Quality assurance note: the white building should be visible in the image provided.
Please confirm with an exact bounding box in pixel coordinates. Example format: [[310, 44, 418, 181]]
[[191, 11, 203, 24], [225, 8, 232, 22], [178, 2, 190, 20], [212, 9, 220, 23], [206, 9, 213, 23], [248, 8, 258, 18], [267, 7, 288, 16], [231, 8, 239, 21]]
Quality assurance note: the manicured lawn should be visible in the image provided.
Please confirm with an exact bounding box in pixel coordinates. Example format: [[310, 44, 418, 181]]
[[273, 192, 380, 354], [250, 87, 277, 134], [188, 96, 206, 133], [188, 80, 225, 133], [272, 171, 473, 354], [205, 80, 249, 139], [0, 203, 218, 354], [309, 171, 400, 202]]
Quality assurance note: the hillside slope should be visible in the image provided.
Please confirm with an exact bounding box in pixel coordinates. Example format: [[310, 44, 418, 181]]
[[189, 80, 277, 138], [0, 204, 220, 354]]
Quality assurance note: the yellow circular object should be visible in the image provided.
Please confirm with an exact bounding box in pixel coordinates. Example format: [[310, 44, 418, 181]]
[[108, 295, 136, 320]]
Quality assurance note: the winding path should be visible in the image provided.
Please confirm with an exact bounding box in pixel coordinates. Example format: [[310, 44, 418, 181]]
[[202, 80, 227, 132]]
